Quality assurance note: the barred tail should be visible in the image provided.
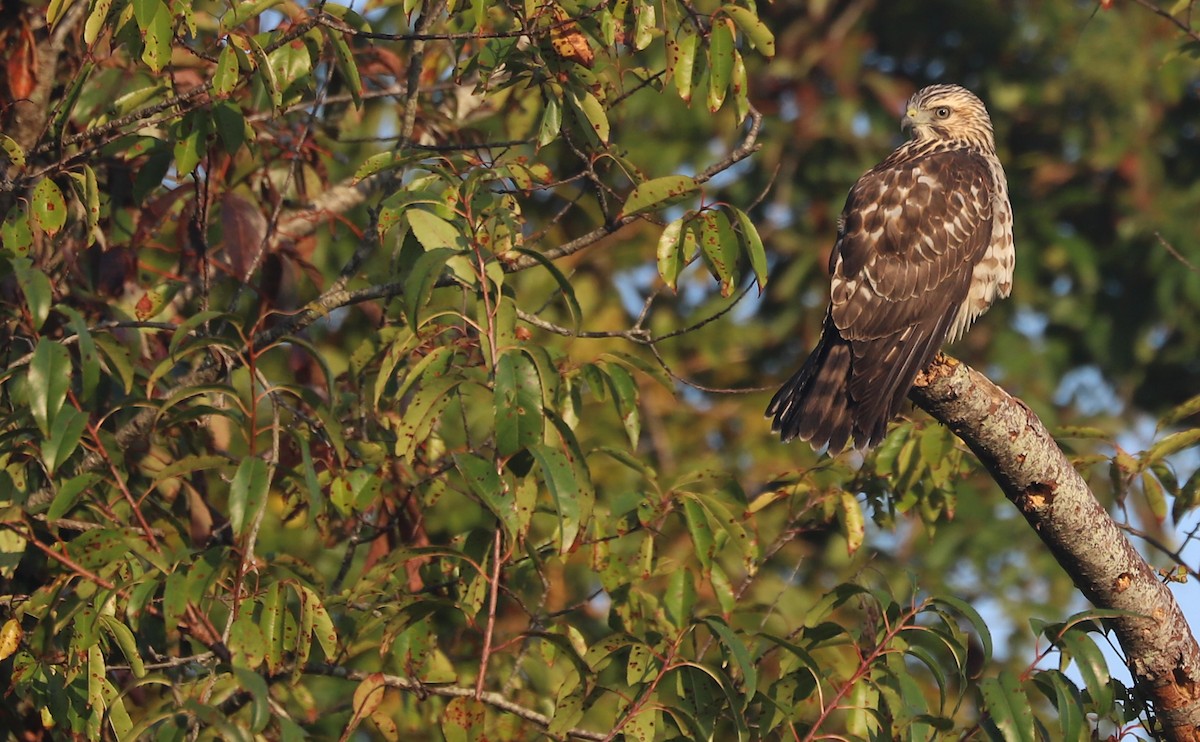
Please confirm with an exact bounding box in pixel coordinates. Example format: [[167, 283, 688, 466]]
[[766, 324, 858, 452]]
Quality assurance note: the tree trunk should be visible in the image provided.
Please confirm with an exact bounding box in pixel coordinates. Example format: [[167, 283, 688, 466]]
[[909, 354, 1200, 740]]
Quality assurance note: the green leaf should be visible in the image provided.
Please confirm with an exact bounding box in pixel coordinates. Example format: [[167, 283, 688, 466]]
[[353, 150, 421, 183], [66, 164, 100, 245], [173, 113, 208, 176], [88, 643, 105, 735], [28, 339, 71, 438], [454, 452, 520, 544], [213, 100, 248, 153], [702, 616, 757, 706], [403, 247, 457, 329], [603, 361, 640, 447], [163, 569, 188, 636], [298, 584, 338, 659], [14, 260, 53, 331], [625, 641, 656, 685], [731, 49, 749, 121], [408, 208, 467, 251], [722, 5, 776, 56], [682, 496, 714, 570], [664, 568, 696, 628], [0, 530, 25, 580], [513, 247, 583, 331], [495, 350, 544, 457], [232, 666, 271, 732], [602, 350, 673, 391], [99, 615, 146, 678], [1143, 428, 1200, 466], [930, 594, 993, 666], [229, 457, 270, 538], [141, 0, 173, 73], [699, 209, 738, 295], [46, 473, 100, 519], [1175, 466, 1200, 523], [837, 490, 864, 555], [1159, 393, 1200, 429], [31, 178, 67, 236], [66, 528, 138, 570], [0, 135, 25, 168], [708, 18, 735, 112], [621, 175, 700, 218], [1054, 628, 1113, 715], [294, 582, 316, 667], [84, 0, 114, 44], [42, 406, 88, 474], [1031, 670, 1085, 742], [657, 217, 685, 291], [1142, 470, 1167, 524], [391, 345, 456, 408], [539, 95, 562, 147], [730, 207, 768, 290], [530, 443, 584, 553], [326, 26, 363, 107], [261, 582, 286, 674], [47, 0, 76, 28], [93, 334, 134, 393], [672, 21, 699, 103], [394, 377, 461, 461], [152, 454, 229, 487], [569, 89, 609, 145], [221, 0, 284, 32], [132, 0, 156, 30], [979, 671, 1035, 742], [632, 0, 655, 50], [266, 37, 312, 101], [442, 697, 486, 742], [626, 706, 658, 741], [213, 45, 241, 95], [248, 35, 281, 110], [547, 687, 585, 737], [330, 468, 381, 515], [2, 206, 33, 256]]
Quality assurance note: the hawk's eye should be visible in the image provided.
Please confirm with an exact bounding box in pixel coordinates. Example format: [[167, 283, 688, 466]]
[[934, 106, 951, 119]]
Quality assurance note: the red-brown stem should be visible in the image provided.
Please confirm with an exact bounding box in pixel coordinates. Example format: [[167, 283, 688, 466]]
[[801, 601, 926, 742], [69, 389, 161, 553], [476, 528, 504, 699], [603, 635, 683, 742]]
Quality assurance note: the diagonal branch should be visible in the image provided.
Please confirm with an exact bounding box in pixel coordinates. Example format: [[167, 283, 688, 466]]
[[909, 354, 1200, 741]]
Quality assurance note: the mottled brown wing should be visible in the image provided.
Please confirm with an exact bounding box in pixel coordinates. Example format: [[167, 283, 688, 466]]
[[830, 148, 995, 443]]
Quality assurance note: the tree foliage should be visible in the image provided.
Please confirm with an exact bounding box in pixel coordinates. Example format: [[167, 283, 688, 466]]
[[2, 0, 1200, 739]]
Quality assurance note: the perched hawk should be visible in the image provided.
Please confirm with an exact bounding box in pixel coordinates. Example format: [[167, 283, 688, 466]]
[[767, 84, 1014, 451]]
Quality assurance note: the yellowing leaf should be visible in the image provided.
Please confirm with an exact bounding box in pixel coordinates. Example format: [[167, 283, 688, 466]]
[[31, 178, 67, 236], [708, 18, 735, 112], [838, 491, 865, 555], [622, 175, 699, 218], [722, 5, 776, 57], [0, 619, 21, 661]]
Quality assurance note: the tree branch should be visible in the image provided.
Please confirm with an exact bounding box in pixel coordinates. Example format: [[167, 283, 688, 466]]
[[909, 354, 1200, 740], [305, 664, 607, 741]]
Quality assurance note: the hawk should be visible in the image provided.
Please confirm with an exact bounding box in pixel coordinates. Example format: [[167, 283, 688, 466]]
[[767, 84, 1014, 451]]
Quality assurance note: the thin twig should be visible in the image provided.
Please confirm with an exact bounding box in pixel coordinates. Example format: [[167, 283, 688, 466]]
[[1118, 522, 1200, 583], [1129, 0, 1200, 43], [306, 664, 608, 741], [1155, 231, 1199, 275]]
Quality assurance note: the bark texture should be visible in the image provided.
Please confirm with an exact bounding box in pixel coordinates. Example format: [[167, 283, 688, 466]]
[[909, 354, 1200, 740]]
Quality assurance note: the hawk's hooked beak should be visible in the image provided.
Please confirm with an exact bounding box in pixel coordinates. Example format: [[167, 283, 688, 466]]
[[901, 107, 921, 134]]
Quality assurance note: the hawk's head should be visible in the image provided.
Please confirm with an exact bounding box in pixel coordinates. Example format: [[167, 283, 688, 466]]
[[901, 84, 995, 150]]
